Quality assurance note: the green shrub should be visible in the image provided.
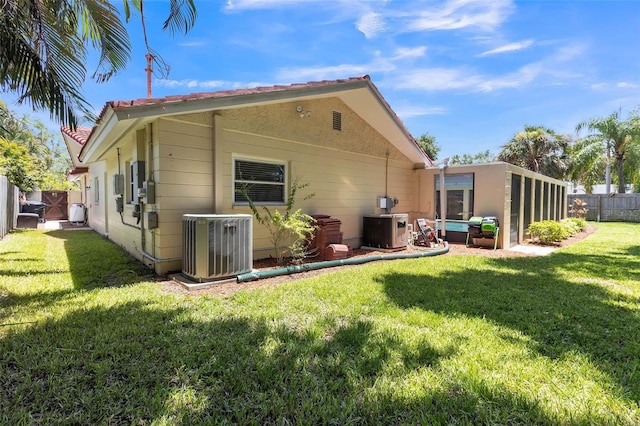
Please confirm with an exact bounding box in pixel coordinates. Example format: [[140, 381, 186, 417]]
[[238, 178, 316, 265], [560, 219, 580, 236], [565, 217, 587, 232], [528, 220, 568, 244]]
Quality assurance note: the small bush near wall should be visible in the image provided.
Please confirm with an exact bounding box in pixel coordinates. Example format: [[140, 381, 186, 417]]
[[562, 217, 586, 233], [528, 221, 567, 244], [528, 218, 586, 245]]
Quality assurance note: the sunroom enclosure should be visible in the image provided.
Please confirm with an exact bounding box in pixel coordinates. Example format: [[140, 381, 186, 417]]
[[415, 162, 567, 249]]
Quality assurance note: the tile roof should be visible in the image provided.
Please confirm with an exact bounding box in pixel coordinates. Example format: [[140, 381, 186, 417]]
[[60, 126, 92, 146], [66, 76, 376, 152], [103, 75, 371, 112], [68, 167, 89, 175], [63, 75, 428, 164]]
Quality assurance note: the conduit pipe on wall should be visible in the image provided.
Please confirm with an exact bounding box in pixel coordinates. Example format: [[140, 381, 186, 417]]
[[438, 159, 449, 238], [236, 242, 449, 283]]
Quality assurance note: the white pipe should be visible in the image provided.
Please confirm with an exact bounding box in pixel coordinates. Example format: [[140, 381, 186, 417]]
[[438, 159, 449, 238]]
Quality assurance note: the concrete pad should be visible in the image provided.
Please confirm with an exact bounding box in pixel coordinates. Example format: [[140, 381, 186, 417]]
[[508, 244, 557, 256]]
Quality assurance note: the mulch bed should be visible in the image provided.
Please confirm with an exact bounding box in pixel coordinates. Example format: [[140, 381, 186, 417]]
[[161, 226, 597, 297]]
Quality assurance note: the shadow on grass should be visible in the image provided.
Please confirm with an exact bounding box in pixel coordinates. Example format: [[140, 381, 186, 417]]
[[46, 230, 155, 289], [2, 231, 155, 322], [0, 301, 561, 424], [623, 244, 640, 258], [379, 251, 640, 405]]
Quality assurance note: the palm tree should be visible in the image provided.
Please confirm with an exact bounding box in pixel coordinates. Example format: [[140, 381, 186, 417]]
[[567, 135, 607, 193], [575, 109, 640, 194], [0, 0, 196, 129], [497, 125, 570, 179]]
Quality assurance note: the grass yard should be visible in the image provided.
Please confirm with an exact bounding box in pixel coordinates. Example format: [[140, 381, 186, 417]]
[[1, 223, 640, 424]]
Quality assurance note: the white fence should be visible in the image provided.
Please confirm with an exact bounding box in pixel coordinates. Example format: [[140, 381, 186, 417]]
[[0, 176, 19, 239]]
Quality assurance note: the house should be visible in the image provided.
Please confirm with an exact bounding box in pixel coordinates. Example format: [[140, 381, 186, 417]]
[[61, 75, 566, 276]]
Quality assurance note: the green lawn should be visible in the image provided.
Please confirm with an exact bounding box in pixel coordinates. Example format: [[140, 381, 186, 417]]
[[1, 223, 639, 424]]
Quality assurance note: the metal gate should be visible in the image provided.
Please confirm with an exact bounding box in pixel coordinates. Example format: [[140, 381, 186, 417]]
[[42, 191, 68, 220]]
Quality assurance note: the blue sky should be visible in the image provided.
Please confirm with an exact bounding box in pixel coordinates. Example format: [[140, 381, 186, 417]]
[[3, 0, 640, 160]]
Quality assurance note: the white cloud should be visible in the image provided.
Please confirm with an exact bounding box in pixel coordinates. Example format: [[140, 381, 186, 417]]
[[591, 81, 640, 90], [405, 0, 514, 32], [154, 79, 254, 90], [477, 62, 542, 91], [393, 104, 448, 119], [392, 46, 427, 60], [479, 40, 533, 56], [276, 63, 374, 82], [178, 40, 208, 48], [224, 0, 304, 12], [389, 41, 595, 94], [275, 52, 398, 81], [356, 12, 386, 38], [392, 68, 483, 91]]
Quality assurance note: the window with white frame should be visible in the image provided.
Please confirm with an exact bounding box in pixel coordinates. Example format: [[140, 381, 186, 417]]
[[234, 158, 286, 204], [435, 173, 474, 220]]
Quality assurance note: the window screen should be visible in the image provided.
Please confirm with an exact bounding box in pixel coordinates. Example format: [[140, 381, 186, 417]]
[[234, 159, 286, 204]]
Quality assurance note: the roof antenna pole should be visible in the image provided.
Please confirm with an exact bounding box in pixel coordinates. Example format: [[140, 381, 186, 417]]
[[146, 53, 154, 98]]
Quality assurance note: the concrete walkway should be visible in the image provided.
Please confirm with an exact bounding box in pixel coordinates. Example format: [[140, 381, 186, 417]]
[[38, 220, 92, 231], [508, 244, 557, 256]]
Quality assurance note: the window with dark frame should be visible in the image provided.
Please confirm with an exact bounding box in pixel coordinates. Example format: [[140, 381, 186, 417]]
[[434, 173, 474, 220], [234, 158, 286, 204]]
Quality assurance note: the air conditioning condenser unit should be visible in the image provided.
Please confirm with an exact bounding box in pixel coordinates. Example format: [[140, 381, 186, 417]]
[[182, 214, 253, 281]]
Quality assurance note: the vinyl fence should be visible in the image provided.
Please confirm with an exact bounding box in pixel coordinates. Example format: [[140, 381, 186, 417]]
[[0, 175, 19, 239], [568, 193, 640, 222]]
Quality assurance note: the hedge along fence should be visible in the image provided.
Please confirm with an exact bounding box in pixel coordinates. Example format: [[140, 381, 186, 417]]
[[568, 193, 640, 222]]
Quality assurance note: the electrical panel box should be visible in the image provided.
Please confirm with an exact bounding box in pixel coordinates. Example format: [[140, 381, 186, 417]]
[[143, 181, 156, 204], [378, 196, 394, 209], [113, 174, 124, 195], [115, 197, 124, 213], [131, 161, 145, 190], [147, 211, 158, 229]]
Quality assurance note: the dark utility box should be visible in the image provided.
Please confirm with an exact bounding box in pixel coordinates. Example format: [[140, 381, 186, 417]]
[[362, 214, 408, 249]]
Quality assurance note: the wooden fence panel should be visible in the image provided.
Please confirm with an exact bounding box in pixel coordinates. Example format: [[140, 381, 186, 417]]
[[568, 194, 640, 222], [0, 176, 19, 239]]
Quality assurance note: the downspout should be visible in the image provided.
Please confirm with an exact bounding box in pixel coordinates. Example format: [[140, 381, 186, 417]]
[[438, 159, 449, 239], [237, 242, 449, 283]]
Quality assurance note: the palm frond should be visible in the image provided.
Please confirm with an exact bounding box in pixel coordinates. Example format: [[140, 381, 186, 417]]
[[162, 0, 198, 34]]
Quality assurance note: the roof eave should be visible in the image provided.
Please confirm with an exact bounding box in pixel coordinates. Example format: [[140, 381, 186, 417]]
[[78, 76, 431, 167]]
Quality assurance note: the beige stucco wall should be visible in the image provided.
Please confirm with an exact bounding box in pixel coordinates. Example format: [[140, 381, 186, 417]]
[[87, 97, 421, 274], [214, 98, 419, 259], [85, 115, 215, 273], [87, 161, 108, 237]]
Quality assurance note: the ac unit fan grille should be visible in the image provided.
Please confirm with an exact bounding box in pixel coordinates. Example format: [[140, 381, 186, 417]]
[[182, 214, 253, 281]]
